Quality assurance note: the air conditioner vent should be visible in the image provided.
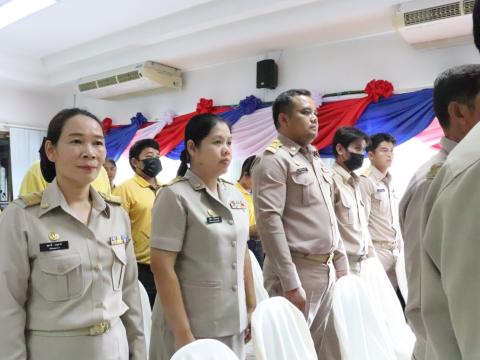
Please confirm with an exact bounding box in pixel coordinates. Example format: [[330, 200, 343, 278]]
[[463, 0, 475, 13], [78, 81, 98, 92], [97, 76, 118, 88], [117, 71, 141, 83], [404, 2, 460, 25]]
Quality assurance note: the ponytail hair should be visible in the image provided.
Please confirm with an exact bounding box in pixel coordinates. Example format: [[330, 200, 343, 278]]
[[39, 108, 101, 182], [176, 113, 229, 177]]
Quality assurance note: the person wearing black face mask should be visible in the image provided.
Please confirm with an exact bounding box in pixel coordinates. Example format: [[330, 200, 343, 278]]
[[331, 127, 377, 274], [113, 138, 162, 307]]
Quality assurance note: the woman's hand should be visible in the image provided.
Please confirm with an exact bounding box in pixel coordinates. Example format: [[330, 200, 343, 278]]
[[244, 309, 254, 343]]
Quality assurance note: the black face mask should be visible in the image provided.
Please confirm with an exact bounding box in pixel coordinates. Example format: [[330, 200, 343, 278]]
[[344, 152, 364, 171], [141, 157, 162, 177]]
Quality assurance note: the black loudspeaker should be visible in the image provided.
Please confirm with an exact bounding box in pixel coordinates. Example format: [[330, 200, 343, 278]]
[[256, 59, 278, 89]]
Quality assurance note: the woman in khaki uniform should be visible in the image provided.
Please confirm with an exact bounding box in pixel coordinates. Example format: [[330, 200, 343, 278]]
[[0, 108, 146, 360], [150, 114, 256, 360]]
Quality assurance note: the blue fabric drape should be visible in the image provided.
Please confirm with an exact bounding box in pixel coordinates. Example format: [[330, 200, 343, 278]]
[[105, 113, 148, 161], [319, 88, 435, 157], [166, 95, 268, 160]]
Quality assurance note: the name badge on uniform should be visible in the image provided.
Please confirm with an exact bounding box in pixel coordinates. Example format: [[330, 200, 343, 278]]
[[376, 188, 385, 193], [207, 216, 222, 224], [296, 167, 308, 174], [110, 234, 129, 245], [229, 200, 246, 210], [40, 241, 69, 252]]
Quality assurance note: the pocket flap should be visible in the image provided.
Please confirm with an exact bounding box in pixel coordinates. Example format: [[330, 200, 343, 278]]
[[39, 253, 82, 275], [339, 194, 352, 209], [111, 245, 127, 265], [291, 172, 314, 186]]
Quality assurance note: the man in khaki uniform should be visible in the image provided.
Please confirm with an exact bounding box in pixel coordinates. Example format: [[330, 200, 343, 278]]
[[421, 65, 480, 360], [359, 133, 402, 290], [399, 65, 480, 360], [331, 127, 375, 274], [0, 179, 146, 360], [252, 89, 348, 357]]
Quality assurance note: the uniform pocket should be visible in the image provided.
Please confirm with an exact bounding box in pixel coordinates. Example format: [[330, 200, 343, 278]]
[[291, 172, 315, 205], [337, 195, 353, 225], [33, 252, 83, 301], [111, 245, 127, 291]]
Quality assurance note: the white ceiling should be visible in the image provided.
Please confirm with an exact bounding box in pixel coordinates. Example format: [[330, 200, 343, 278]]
[[0, 0, 408, 91]]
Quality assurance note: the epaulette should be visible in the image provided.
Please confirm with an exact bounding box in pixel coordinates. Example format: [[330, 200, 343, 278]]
[[99, 192, 123, 205], [361, 168, 372, 177], [18, 191, 43, 208], [162, 176, 187, 187], [426, 162, 444, 180], [265, 139, 282, 154]]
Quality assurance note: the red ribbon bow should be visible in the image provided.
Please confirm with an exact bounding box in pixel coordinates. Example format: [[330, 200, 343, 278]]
[[364, 80, 394, 103], [196, 98, 214, 114]]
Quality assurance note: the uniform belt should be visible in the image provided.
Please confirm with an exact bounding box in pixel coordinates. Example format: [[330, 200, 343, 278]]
[[347, 253, 371, 263], [29, 318, 119, 337], [372, 240, 397, 251], [291, 250, 334, 264]]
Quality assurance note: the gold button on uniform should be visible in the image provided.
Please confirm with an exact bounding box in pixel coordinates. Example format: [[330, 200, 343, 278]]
[[228, 219, 234, 225]]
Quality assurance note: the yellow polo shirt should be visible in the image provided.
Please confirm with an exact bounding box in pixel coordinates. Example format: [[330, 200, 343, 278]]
[[113, 174, 159, 264], [235, 182, 256, 227], [19, 161, 111, 196]]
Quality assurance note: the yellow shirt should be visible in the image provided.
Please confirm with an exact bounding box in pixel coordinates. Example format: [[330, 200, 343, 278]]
[[19, 161, 111, 196], [113, 174, 159, 264], [235, 182, 256, 227]]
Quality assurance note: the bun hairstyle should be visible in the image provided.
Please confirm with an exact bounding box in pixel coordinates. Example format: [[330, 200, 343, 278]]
[[176, 113, 229, 177], [39, 108, 101, 182]]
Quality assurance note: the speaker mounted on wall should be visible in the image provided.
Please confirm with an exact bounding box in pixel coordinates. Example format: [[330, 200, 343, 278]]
[[256, 59, 278, 89]]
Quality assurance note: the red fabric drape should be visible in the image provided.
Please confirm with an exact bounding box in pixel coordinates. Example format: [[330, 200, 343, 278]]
[[414, 118, 442, 150], [312, 79, 394, 150], [154, 98, 232, 156]]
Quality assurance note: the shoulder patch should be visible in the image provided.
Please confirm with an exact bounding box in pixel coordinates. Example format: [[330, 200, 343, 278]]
[[162, 176, 187, 187], [18, 191, 43, 208], [99, 192, 123, 205], [265, 139, 282, 154], [426, 162, 444, 180]]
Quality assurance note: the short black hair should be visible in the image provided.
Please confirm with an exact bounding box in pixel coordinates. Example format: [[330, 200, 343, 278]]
[[332, 127, 370, 158], [433, 64, 480, 129], [367, 133, 396, 152], [272, 89, 312, 129], [129, 139, 160, 170], [239, 155, 256, 179], [474, 0, 480, 52]]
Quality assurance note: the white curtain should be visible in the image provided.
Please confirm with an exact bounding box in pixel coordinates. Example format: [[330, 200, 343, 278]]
[[9, 127, 46, 198]]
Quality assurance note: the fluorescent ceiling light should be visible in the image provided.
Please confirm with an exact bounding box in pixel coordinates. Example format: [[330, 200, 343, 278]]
[[0, 0, 56, 30]]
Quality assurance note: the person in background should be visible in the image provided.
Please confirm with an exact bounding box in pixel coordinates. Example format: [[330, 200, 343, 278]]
[[19, 159, 111, 196], [104, 158, 117, 190], [252, 89, 347, 357], [149, 114, 255, 359], [113, 139, 162, 308], [235, 155, 262, 267], [331, 127, 375, 275], [0, 108, 146, 360], [359, 133, 403, 294]]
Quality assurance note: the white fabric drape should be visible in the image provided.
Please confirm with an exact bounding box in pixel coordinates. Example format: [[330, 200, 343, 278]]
[[9, 127, 46, 197]]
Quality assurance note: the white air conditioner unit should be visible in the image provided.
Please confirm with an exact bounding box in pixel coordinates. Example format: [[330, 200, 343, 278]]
[[395, 0, 474, 48], [77, 61, 182, 100]]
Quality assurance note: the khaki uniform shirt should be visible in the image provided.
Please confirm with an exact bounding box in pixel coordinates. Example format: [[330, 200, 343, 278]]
[[113, 174, 159, 264], [150, 170, 249, 338], [331, 163, 374, 259], [359, 166, 402, 249], [421, 122, 480, 360], [252, 134, 348, 292], [0, 180, 146, 360], [399, 137, 457, 359]]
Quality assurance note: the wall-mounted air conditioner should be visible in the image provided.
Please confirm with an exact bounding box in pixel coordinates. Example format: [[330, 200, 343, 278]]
[[395, 0, 474, 48], [77, 61, 182, 100]]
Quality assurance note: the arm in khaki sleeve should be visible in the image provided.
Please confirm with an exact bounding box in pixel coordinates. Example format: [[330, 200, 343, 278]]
[[253, 156, 301, 291], [119, 213, 147, 360], [358, 177, 374, 220], [333, 232, 349, 277], [0, 204, 30, 360], [434, 178, 480, 358], [150, 188, 194, 349]]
